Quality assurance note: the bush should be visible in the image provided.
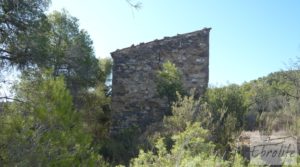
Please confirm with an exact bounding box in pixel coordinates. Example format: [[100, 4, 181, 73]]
[[156, 61, 185, 108], [0, 70, 108, 166], [203, 84, 247, 156]]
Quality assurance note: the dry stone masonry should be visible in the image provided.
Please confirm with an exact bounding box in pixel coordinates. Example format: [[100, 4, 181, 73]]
[[111, 28, 211, 134]]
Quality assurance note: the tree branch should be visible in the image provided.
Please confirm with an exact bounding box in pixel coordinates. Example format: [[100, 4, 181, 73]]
[[0, 96, 25, 103], [275, 87, 300, 100], [126, 0, 142, 9], [0, 55, 12, 61], [0, 49, 12, 54]]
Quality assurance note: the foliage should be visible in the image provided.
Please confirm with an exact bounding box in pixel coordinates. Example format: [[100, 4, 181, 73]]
[[163, 92, 201, 134], [99, 58, 113, 83], [73, 58, 112, 158], [156, 61, 185, 108], [130, 95, 247, 167], [46, 11, 101, 93], [239, 70, 300, 135], [130, 122, 227, 167], [129, 91, 250, 167], [99, 58, 113, 96], [102, 127, 140, 166], [203, 84, 247, 156], [0, 0, 51, 67], [0, 70, 107, 166], [1, 5, 101, 93], [77, 84, 111, 144], [1, 2, 113, 165]]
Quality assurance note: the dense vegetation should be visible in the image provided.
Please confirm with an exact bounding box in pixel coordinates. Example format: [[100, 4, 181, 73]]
[[1, 0, 299, 166]]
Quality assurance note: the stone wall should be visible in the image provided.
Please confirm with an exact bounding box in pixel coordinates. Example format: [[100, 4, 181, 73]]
[[110, 28, 211, 134]]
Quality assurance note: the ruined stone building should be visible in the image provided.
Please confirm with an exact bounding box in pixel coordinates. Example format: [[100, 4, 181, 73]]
[[110, 28, 211, 134]]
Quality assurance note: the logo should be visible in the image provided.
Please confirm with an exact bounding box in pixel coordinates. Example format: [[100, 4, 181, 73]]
[[250, 134, 297, 165]]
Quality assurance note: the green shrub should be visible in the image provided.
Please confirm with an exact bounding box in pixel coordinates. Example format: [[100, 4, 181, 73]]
[[0, 70, 108, 166]]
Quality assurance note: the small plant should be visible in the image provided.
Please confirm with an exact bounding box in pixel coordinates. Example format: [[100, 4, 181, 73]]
[[156, 61, 185, 109]]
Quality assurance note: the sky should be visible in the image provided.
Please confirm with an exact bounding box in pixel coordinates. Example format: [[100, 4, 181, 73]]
[[49, 0, 300, 85]]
